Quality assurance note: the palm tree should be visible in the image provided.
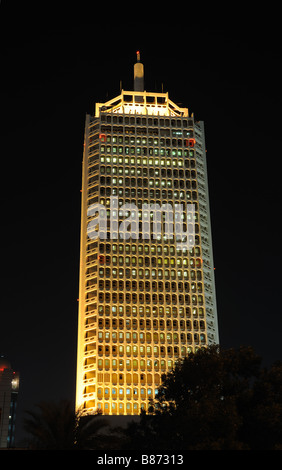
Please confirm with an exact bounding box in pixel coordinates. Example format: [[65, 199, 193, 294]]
[[24, 399, 109, 450]]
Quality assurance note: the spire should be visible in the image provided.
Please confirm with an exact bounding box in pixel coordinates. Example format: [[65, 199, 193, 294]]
[[134, 50, 144, 92]]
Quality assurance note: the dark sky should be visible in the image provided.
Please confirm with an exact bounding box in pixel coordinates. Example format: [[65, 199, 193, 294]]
[[1, 4, 281, 445]]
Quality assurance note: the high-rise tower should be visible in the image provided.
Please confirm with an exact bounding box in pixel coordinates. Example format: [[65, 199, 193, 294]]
[[0, 357, 20, 448], [76, 53, 219, 416]]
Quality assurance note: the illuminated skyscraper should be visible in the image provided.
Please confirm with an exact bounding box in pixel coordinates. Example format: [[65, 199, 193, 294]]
[[0, 357, 20, 448], [76, 53, 219, 416]]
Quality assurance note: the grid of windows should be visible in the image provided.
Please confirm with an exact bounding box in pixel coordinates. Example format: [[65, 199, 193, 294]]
[[76, 92, 218, 417], [81, 113, 209, 415]]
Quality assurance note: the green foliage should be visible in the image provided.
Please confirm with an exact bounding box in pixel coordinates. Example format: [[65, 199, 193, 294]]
[[124, 345, 282, 450]]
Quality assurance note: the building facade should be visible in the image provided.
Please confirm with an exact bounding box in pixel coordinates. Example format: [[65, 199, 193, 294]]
[[0, 357, 20, 448], [76, 54, 219, 416]]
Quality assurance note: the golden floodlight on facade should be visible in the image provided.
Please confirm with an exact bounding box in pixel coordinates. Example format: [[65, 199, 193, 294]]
[[75, 52, 219, 416]]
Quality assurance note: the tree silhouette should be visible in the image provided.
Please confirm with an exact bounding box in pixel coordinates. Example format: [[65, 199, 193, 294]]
[[24, 399, 109, 450], [24, 347, 282, 450], [124, 345, 282, 450]]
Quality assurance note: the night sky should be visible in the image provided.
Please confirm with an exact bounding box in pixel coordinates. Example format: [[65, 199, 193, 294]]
[[1, 4, 281, 445]]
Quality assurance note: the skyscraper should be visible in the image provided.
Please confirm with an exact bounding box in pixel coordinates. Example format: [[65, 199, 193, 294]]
[[0, 357, 20, 448], [76, 53, 219, 416]]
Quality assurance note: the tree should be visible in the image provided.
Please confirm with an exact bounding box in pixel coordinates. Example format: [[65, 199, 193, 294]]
[[24, 399, 109, 450], [124, 345, 282, 450], [240, 360, 282, 450]]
